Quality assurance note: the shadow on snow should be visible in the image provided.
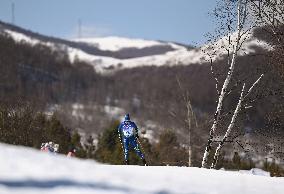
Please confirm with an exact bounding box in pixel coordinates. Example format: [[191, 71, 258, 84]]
[[0, 179, 173, 194]]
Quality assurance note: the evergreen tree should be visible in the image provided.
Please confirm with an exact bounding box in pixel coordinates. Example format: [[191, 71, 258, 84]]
[[155, 129, 187, 166], [70, 131, 86, 158], [95, 121, 125, 164], [43, 115, 72, 154]]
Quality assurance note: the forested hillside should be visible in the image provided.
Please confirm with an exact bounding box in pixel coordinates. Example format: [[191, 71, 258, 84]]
[[0, 22, 283, 166]]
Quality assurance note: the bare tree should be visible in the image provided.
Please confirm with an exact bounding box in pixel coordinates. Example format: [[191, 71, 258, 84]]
[[202, 0, 264, 168], [250, 0, 284, 41], [210, 74, 264, 168], [176, 77, 198, 167], [250, 0, 284, 76]]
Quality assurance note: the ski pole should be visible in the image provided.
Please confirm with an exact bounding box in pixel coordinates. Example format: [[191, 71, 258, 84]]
[[118, 130, 127, 163], [118, 131, 124, 151], [136, 137, 145, 155]]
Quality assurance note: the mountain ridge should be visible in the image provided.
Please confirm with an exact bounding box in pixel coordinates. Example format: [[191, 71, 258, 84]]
[[0, 20, 272, 73]]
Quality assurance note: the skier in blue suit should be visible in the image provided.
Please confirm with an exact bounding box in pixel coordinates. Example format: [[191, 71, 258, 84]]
[[118, 113, 147, 165]]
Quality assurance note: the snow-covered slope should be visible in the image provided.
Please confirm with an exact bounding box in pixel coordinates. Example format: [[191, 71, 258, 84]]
[[73, 36, 165, 51], [1, 22, 273, 74], [0, 143, 283, 194], [67, 32, 272, 73]]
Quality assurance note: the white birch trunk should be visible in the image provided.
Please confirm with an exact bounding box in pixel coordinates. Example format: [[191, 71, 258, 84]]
[[210, 73, 264, 169], [201, 0, 243, 168], [187, 100, 195, 167], [210, 83, 246, 169], [188, 148, 192, 167]]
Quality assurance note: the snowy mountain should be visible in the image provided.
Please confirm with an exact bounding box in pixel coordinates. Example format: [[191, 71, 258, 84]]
[[73, 36, 168, 51], [1, 143, 283, 194], [0, 21, 272, 73]]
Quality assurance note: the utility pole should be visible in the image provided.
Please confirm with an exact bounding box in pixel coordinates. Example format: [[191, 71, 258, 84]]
[[78, 19, 82, 38], [11, 2, 15, 24]]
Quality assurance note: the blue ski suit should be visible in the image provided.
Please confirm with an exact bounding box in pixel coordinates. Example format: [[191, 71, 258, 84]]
[[118, 117, 144, 161]]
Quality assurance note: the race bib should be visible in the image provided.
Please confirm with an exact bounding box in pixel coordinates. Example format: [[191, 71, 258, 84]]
[[122, 124, 134, 137]]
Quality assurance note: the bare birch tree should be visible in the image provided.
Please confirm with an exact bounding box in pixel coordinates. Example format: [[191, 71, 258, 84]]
[[202, 0, 264, 168], [210, 74, 264, 168], [176, 77, 198, 167], [250, 0, 284, 75], [250, 0, 284, 42]]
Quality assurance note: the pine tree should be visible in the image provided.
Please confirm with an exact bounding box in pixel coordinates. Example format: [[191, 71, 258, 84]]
[[95, 121, 125, 164], [156, 129, 187, 166], [70, 131, 86, 158]]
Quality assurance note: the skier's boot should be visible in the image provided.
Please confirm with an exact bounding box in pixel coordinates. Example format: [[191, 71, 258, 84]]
[[142, 158, 148, 166], [125, 160, 129, 165]]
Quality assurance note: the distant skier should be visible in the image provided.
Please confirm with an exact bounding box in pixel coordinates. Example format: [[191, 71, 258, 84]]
[[40, 142, 58, 154], [53, 144, 60, 154], [47, 142, 55, 152], [118, 113, 147, 165], [67, 147, 76, 158], [40, 143, 49, 152]]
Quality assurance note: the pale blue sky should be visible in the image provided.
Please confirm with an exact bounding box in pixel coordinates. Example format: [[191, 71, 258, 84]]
[[0, 0, 218, 45]]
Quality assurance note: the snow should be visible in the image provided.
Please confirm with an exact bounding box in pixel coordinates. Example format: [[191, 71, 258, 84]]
[[104, 105, 124, 119], [201, 30, 273, 62], [0, 143, 283, 194], [4, 30, 55, 49], [67, 31, 273, 73], [73, 36, 165, 51], [71, 103, 85, 120], [142, 129, 156, 144], [4, 30, 40, 45], [239, 168, 270, 177], [72, 103, 84, 110]]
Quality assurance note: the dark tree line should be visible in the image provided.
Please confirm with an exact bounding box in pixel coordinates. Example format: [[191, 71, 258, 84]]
[[0, 102, 96, 157]]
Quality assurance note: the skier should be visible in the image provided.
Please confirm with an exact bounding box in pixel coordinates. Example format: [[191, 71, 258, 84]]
[[40, 142, 57, 154], [40, 143, 49, 152], [47, 142, 55, 153], [118, 113, 147, 165], [53, 144, 60, 154], [67, 147, 76, 158]]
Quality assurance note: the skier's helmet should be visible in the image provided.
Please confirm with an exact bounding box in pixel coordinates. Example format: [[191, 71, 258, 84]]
[[124, 113, 130, 121]]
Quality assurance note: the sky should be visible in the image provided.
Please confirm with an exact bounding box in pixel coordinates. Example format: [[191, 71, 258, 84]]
[[0, 0, 218, 46]]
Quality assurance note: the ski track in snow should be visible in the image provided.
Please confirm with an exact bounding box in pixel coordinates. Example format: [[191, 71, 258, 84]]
[[0, 143, 283, 194]]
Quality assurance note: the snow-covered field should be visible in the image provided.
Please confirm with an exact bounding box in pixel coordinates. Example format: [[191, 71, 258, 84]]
[[0, 143, 283, 194]]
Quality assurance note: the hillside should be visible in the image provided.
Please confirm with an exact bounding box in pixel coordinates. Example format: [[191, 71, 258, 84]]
[[0, 143, 283, 194], [0, 20, 283, 166], [0, 20, 272, 73]]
